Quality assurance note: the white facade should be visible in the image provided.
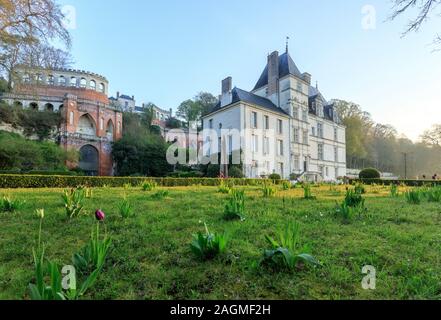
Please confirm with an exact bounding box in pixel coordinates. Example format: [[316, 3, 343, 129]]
[[202, 49, 346, 181]]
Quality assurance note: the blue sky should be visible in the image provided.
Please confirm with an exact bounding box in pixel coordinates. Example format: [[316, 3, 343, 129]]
[[59, 0, 441, 140]]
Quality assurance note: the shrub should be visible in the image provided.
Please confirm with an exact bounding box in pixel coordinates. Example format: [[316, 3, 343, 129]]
[[269, 173, 281, 181], [405, 190, 422, 205], [0, 195, 25, 212], [262, 183, 276, 198], [0, 175, 283, 189], [190, 223, 228, 260], [206, 164, 221, 178], [228, 166, 244, 178], [261, 222, 320, 271], [141, 180, 157, 191], [118, 197, 134, 218], [224, 189, 245, 221], [359, 168, 381, 179], [282, 181, 291, 190], [62, 188, 85, 218]]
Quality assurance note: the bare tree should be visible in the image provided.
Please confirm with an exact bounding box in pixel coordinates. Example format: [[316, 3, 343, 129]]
[[421, 124, 441, 146], [389, 0, 441, 41], [0, 0, 71, 88]]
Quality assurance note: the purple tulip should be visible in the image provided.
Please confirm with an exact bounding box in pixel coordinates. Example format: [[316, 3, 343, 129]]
[[95, 209, 105, 221]]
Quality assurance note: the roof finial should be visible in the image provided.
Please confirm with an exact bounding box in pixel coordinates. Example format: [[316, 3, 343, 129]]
[[286, 36, 290, 53]]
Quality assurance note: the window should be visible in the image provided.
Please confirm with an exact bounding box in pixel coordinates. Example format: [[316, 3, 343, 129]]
[[251, 111, 258, 128], [294, 155, 300, 170], [297, 81, 302, 92], [23, 74, 31, 83], [334, 147, 338, 162], [80, 78, 87, 88], [252, 135, 258, 153], [228, 135, 233, 155], [277, 119, 283, 134], [47, 75, 54, 85], [59, 76, 67, 86], [317, 123, 323, 138], [312, 127, 316, 137], [334, 127, 338, 141], [99, 83, 105, 93], [263, 137, 269, 155], [318, 143, 324, 161], [302, 129, 309, 145], [90, 80, 96, 90], [293, 128, 299, 143], [317, 104, 323, 117], [70, 77, 77, 87], [125, 101, 129, 109], [35, 74, 43, 83], [302, 109, 308, 122], [209, 119, 213, 129], [264, 115, 269, 130], [293, 106, 299, 119], [277, 140, 284, 156]]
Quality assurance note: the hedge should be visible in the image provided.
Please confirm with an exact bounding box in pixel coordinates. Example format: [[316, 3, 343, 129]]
[[0, 174, 286, 189], [349, 178, 441, 187]]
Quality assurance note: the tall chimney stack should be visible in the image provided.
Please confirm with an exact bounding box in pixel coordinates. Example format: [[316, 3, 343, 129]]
[[267, 51, 279, 106], [220, 77, 233, 107], [117, 91, 120, 98]]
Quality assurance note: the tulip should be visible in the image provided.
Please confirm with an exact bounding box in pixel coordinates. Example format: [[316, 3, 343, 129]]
[[95, 209, 105, 221]]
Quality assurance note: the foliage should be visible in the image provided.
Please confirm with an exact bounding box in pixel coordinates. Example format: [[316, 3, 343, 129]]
[[0, 175, 286, 189], [262, 183, 276, 198], [359, 168, 381, 179], [151, 190, 170, 200], [190, 223, 228, 260], [282, 181, 291, 190], [261, 222, 320, 271], [425, 186, 441, 202], [303, 183, 316, 200], [141, 180, 157, 192], [269, 173, 281, 180], [344, 189, 365, 208], [405, 190, 422, 205], [354, 182, 366, 194], [390, 184, 399, 198], [218, 180, 232, 194], [224, 189, 245, 221], [118, 197, 134, 218], [206, 164, 220, 178], [0, 195, 25, 212], [62, 188, 85, 218], [228, 166, 244, 178], [0, 130, 76, 171]]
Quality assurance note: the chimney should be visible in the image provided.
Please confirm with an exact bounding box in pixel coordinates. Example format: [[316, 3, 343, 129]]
[[132, 95, 135, 100], [220, 77, 233, 107], [302, 72, 311, 85], [267, 51, 279, 105], [117, 91, 120, 98], [169, 108, 173, 117]]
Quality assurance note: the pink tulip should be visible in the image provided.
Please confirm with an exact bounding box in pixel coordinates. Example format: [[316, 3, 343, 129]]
[[95, 209, 105, 221]]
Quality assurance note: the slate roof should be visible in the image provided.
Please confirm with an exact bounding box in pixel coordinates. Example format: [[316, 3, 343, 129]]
[[253, 52, 303, 91], [118, 94, 134, 101], [205, 87, 289, 117]]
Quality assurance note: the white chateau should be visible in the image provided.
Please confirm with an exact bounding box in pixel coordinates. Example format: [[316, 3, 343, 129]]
[[202, 47, 346, 181]]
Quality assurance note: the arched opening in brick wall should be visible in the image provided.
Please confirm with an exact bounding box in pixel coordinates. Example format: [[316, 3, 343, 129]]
[[77, 114, 96, 136], [106, 119, 114, 141], [13, 101, 23, 108], [29, 102, 38, 110], [79, 144, 99, 176], [45, 103, 54, 112]]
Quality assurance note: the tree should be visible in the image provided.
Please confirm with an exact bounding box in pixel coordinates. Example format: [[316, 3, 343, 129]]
[[389, 0, 441, 44], [0, 0, 71, 87], [195, 92, 218, 116], [421, 124, 441, 146], [176, 99, 202, 126]]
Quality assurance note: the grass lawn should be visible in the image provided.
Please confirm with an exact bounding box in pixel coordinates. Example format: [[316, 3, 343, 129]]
[[0, 184, 440, 300]]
